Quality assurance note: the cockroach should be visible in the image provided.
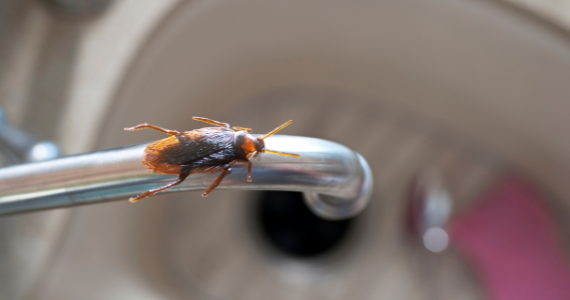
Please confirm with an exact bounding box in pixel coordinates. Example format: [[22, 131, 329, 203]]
[[125, 117, 300, 202]]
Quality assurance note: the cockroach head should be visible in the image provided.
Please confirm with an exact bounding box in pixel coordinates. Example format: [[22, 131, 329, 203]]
[[255, 137, 265, 153]]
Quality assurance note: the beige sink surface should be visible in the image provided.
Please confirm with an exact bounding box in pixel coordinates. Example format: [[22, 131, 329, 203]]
[[1, 0, 570, 299]]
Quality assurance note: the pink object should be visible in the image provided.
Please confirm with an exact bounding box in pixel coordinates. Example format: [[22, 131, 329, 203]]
[[449, 178, 570, 300]]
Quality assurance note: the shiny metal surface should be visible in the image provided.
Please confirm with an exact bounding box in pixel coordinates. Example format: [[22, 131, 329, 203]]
[[0, 108, 60, 164], [0, 135, 372, 219], [408, 170, 453, 253]]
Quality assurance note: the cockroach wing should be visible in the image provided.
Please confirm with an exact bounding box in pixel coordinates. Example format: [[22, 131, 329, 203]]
[[143, 127, 234, 175]]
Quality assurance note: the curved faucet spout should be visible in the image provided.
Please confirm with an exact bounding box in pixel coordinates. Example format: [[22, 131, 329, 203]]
[[0, 136, 373, 220]]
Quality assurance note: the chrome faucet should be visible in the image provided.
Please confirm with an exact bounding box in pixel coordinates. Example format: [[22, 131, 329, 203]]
[[0, 135, 372, 220]]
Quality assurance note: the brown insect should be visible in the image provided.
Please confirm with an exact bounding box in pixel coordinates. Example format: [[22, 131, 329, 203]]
[[125, 117, 300, 202]]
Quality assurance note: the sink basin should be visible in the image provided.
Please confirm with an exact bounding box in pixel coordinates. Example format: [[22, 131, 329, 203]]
[[2, 0, 570, 299]]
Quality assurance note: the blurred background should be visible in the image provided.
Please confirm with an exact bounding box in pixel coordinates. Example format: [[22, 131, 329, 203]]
[[1, 0, 570, 299]]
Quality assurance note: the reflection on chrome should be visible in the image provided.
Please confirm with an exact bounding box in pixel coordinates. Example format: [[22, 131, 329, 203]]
[[423, 227, 450, 253], [409, 170, 453, 253]]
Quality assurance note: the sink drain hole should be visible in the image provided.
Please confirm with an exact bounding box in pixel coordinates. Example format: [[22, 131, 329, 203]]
[[255, 191, 354, 259]]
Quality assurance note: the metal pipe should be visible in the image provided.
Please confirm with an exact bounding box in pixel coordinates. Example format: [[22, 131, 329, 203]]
[[0, 108, 60, 164], [0, 136, 373, 220]]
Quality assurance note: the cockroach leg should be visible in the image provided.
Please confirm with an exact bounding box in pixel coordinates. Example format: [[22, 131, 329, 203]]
[[247, 161, 252, 182], [192, 117, 230, 128], [202, 162, 236, 197], [124, 123, 180, 135], [129, 166, 191, 202], [232, 126, 251, 133]]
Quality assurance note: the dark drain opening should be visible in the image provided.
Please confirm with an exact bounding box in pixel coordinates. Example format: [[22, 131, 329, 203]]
[[255, 191, 354, 259]]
